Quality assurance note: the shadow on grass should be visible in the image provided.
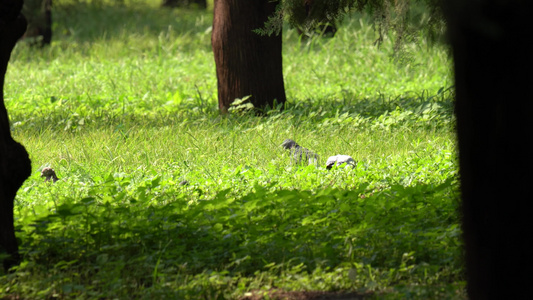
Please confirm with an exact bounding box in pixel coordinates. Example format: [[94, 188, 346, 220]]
[[287, 87, 454, 120], [3, 178, 463, 298]]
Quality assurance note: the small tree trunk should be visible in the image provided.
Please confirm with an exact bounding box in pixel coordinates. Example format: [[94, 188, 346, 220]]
[[0, 0, 32, 271], [445, 1, 533, 298], [42, 0, 52, 45], [211, 0, 286, 113]]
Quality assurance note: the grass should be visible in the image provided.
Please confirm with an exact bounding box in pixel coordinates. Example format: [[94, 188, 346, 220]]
[[1, 1, 463, 299]]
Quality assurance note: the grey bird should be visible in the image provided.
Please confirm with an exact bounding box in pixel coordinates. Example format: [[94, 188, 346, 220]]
[[326, 155, 356, 170], [281, 139, 319, 166]]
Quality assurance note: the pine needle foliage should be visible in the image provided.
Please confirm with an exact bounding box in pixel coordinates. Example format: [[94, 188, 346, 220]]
[[258, 0, 446, 53]]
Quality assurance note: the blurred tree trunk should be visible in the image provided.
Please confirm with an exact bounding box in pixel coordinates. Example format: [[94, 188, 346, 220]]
[[211, 0, 286, 113], [22, 0, 52, 46], [0, 0, 32, 271], [161, 0, 207, 9], [445, 1, 533, 299]]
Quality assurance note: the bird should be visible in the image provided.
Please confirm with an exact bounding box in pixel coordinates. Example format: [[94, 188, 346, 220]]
[[41, 167, 59, 182], [281, 139, 319, 166], [326, 155, 356, 170]]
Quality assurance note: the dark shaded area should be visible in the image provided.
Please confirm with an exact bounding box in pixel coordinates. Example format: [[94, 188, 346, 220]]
[[241, 290, 372, 300], [161, 0, 206, 9], [445, 1, 533, 299], [21, 0, 52, 46], [6, 179, 460, 297], [289, 89, 454, 119], [0, 0, 32, 271], [211, 0, 286, 113], [297, 0, 337, 38]]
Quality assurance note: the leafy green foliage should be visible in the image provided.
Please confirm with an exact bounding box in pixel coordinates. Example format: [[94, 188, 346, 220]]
[[1, 1, 462, 298], [259, 0, 446, 53], [6, 160, 461, 298], [229, 96, 255, 114]]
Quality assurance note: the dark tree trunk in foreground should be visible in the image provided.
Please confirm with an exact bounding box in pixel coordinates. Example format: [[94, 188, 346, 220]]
[[0, 0, 32, 271], [161, 0, 206, 9], [41, 0, 52, 45], [22, 0, 52, 46], [211, 0, 286, 113], [445, 1, 533, 298]]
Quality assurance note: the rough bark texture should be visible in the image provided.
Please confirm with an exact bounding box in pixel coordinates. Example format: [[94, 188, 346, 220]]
[[41, 0, 52, 45], [445, 1, 533, 298], [0, 0, 32, 271], [211, 0, 286, 113]]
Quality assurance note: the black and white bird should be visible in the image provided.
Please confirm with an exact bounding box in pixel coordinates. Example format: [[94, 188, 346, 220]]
[[325, 155, 356, 170], [281, 139, 319, 166]]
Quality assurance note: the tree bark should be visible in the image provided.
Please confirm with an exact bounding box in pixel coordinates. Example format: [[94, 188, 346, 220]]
[[0, 0, 32, 271], [445, 1, 533, 298], [42, 0, 52, 45], [211, 0, 286, 113]]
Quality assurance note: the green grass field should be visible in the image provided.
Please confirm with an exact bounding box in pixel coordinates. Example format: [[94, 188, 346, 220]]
[[1, 1, 463, 299]]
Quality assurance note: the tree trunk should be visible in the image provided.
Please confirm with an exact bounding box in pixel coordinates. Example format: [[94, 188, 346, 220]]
[[0, 0, 32, 271], [42, 0, 52, 45], [211, 0, 286, 113], [21, 0, 52, 46], [445, 1, 533, 298]]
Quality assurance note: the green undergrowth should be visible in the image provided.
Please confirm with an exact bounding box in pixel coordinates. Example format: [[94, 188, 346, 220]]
[[1, 1, 462, 299], [5, 160, 461, 299]]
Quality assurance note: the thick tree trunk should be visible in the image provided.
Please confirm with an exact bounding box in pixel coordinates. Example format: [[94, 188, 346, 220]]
[[42, 0, 52, 45], [0, 0, 32, 271], [211, 0, 286, 113], [445, 1, 533, 298]]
